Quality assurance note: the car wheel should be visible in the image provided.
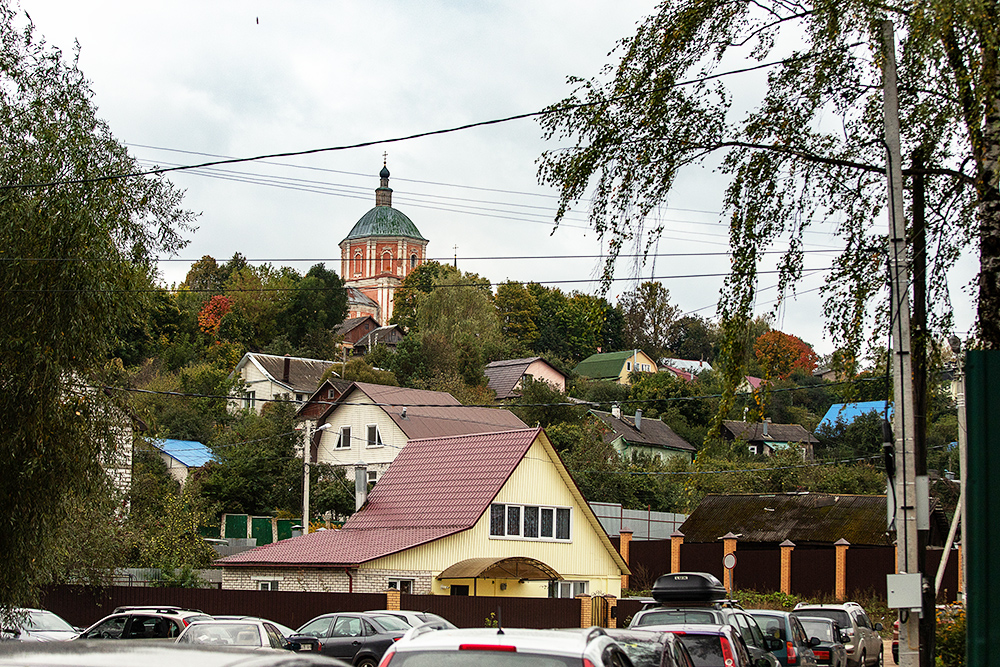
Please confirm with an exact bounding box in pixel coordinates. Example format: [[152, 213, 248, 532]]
[[355, 658, 377, 667], [859, 650, 866, 667], [877, 645, 884, 667]]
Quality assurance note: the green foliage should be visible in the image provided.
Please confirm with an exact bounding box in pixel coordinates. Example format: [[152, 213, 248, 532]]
[[341, 358, 398, 386], [619, 282, 681, 358], [815, 411, 886, 460], [510, 377, 582, 428], [156, 565, 208, 589], [936, 604, 965, 667], [571, 378, 631, 410], [0, 1, 194, 609]]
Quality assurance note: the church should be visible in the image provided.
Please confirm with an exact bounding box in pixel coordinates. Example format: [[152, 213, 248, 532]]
[[340, 164, 428, 324]]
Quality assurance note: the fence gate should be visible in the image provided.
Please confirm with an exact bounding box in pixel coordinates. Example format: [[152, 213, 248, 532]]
[[591, 595, 610, 627]]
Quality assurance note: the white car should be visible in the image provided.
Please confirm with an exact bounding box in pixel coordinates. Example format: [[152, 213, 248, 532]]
[[1, 609, 78, 642], [362, 611, 455, 630], [176, 620, 297, 652]]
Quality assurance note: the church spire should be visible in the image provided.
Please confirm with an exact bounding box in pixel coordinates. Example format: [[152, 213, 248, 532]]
[[376, 154, 392, 207]]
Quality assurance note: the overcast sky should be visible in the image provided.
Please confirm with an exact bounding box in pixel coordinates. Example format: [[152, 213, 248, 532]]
[[19, 1, 977, 356]]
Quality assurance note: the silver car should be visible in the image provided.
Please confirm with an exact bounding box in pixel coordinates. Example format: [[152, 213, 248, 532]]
[[791, 603, 883, 667]]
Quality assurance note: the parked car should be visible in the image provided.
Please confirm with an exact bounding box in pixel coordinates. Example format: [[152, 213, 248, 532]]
[[747, 610, 818, 667], [212, 618, 297, 641], [606, 627, 696, 667], [629, 572, 782, 667], [290, 613, 409, 666], [1, 609, 78, 642], [655, 623, 770, 667], [77, 607, 211, 641], [362, 611, 455, 630], [381, 624, 634, 667], [0, 640, 350, 667], [891, 620, 898, 664], [791, 603, 883, 667], [176, 620, 302, 652], [796, 617, 848, 667]]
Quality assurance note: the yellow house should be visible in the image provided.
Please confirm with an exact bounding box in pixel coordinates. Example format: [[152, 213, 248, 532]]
[[217, 428, 629, 598], [573, 350, 658, 385]]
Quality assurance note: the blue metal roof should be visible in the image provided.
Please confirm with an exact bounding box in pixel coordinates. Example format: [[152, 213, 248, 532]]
[[154, 439, 214, 468], [817, 401, 892, 430]]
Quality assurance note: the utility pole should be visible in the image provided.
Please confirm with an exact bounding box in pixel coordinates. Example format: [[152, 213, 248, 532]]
[[303, 423, 331, 532], [882, 20, 925, 667]]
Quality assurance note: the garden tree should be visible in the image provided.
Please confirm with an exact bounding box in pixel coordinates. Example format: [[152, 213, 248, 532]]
[[495, 281, 540, 349], [340, 357, 398, 386], [281, 263, 348, 355], [0, 2, 194, 610], [628, 371, 715, 447], [197, 295, 233, 338], [132, 362, 237, 443], [665, 315, 720, 363], [198, 404, 305, 516], [221, 264, 295, 349], [570, 378, 631, 410], [110, 286, 184, 368], [126, 442, 216, 570], [599, 301, 627, 353], [510, 377, 582, 428], [528, 284, 609, 362], [537, 0, 1000, 431], [390, 261, 459, 332], [619, 281, 681, 357], [307, 464, 356, 519], [181, 255, 227, 293], [765, 371, 833, 431], [754, 330, 820, 381], [815, 410, 886, 460]]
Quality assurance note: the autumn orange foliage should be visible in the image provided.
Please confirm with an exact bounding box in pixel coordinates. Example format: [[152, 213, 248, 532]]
[[197, 295, 233, 337], [754, 330, 819, 380]]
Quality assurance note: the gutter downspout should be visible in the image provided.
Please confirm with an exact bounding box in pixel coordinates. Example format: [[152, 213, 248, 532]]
[[344, 567, 353, 593]]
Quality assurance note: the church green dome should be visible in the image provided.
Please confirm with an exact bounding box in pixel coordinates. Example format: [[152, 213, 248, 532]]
[[342, 205, 427, 243]]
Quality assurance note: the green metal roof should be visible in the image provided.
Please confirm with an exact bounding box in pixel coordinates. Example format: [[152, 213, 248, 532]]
[[342, 204, 427, 242], [573, 350, 644, 380]]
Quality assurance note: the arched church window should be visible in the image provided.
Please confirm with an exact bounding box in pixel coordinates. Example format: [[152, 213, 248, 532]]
[[353, 251, 363, 276], [410, 254, 417, 269], [382, 251, 392, 273]]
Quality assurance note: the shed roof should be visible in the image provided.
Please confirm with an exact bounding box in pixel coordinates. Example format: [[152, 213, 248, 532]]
[[722, 420, 819, 445], [818, 401, 892, 429], [321, 382, 528, 439], [590, 410, 695, 453], [678, 493, 892, 546], [153, 439, 213, 468]]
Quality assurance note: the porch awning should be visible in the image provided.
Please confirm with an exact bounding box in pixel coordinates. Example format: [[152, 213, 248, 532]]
[[437, 556, 562, 581]]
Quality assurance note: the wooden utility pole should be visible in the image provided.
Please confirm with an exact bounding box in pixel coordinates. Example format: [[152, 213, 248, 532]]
[[883, 20, 925, 667]]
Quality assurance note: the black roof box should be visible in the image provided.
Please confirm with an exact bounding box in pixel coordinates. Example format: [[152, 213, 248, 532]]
[[651, 572, 727, 603]]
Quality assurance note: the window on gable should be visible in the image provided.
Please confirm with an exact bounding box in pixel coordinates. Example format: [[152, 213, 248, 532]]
[[336, 426, 352, 450], [243, 391, 256, 409], [626, 361, 632, 371], [366, 424, 383, 448], [489, 503, 571, 542]]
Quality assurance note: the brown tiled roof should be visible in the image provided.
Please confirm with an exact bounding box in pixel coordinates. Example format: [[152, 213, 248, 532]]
[[483, 357, 542, 399], [238, 353, 337, 394], [590, 410, 695, 453], [678, 493, 892, 546], [722, 421, 819, 445], [217, 428, 543, 567], [322, 382, 528, 439]]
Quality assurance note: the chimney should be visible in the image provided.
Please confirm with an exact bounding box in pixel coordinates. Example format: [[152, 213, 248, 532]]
[[611, 404, 621, 419], [763, 418, 771, 437], [635, 409, 642, 431], [355, 461, 368, 511], [283, 355, 291, 383]]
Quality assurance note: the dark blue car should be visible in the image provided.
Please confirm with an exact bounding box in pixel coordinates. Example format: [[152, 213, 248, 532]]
[[748, 610, 818, 667]]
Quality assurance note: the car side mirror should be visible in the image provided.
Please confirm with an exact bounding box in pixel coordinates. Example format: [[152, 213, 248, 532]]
[[809, 637, 821, 647], [765, 636, 783, 651], [840, 632, 850, 644], [874, 623, 884, 632]]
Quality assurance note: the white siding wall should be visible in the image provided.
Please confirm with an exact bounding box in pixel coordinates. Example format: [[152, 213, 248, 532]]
[[315, 391, 405, 478]]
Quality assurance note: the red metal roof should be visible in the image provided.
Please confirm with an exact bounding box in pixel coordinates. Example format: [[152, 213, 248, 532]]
[[218, 428, 542, 567]]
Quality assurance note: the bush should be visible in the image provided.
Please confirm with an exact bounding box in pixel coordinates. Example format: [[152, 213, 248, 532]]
[[936, 604, 965, 667]]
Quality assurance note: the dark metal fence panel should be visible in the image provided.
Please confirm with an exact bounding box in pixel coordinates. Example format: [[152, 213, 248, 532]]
[[629, 540, 672, 589], [845, 546, 894, 599], [617, 599, 646, 627], [41, 585, 385, 631], [681, 542, 724, 580], [400, 593, 580, 628], [790, 547, 835, 598], [923, 547, 960, 603], [732, 548, 780, 593]]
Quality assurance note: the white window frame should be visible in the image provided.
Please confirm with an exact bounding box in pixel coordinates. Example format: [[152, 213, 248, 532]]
[[243, 391, 256, 409], [366, 424, 383, 448], [551, 580, 588, 598], [387, 578, 414, 594], [367, 470, 379, 484], [335, 426, 352, 450], [626, 361, 632, 371], [748, 444, 759, 455], [258, 580, 279, 591], [489, 503, 572, 542]]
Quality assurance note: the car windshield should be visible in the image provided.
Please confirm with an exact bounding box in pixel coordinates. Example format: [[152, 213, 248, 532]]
[[754, 614, 787, 641], [677, 635, 725, 667], [26, 611, 74, 632], [371, 615, 411, 632], [795, 610, 850, 627], [384, 651, 581, 667], [799, 620, 835, 642], [636, 610, 717, 626]]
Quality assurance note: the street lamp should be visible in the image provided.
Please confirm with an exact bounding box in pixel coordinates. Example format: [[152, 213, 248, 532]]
[[304, 423, 332, 533]]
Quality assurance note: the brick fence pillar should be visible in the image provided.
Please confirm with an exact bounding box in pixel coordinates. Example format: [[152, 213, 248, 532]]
[[780, 540, 795, 595], [606, 595, 618, 629], [835, 539, 850, 601], [722, 532, 738, 593], [577, 594, 592, 628], [670, 530, 684, 573], [385, 588, 401, 611], [620, 530, 633, 590], [957, 544, 963, 597]]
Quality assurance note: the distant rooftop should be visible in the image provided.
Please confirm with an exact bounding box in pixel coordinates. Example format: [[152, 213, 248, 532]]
[[153, 439, 213, 468]]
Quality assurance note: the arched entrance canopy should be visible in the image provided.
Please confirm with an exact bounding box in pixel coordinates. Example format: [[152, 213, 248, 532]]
[[437, 556, 562, 581]]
